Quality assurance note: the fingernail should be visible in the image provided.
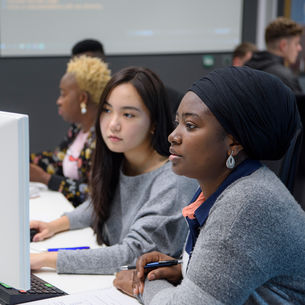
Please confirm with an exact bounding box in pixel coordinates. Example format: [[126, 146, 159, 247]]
[[133, 288, 137, 296], [149, 274, 155, 280]]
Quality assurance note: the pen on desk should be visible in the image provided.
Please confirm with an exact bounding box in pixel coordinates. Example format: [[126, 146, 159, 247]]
[[120, 259, 183, 271], [47, 246, 90, 252]]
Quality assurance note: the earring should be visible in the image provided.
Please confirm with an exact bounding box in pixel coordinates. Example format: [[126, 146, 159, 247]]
[[80, 102, 87, 114], [226, 150, 235, 169]]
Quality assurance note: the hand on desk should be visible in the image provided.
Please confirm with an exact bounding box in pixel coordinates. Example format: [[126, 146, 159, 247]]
[[31, 252, 58, 270], [30, 164, 51, 185], [114, 251, 182, 297], [30, 216, 70, 271], [113, 270, 137, 297], [30, 216, 70, 242], [30, 220, 56, 242]]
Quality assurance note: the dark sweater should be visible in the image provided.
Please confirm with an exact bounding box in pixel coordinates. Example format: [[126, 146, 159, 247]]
[[246, 51, 303, 94]]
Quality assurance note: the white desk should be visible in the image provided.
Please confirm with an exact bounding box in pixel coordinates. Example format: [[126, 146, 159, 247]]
[[30, 187, 115, 295]]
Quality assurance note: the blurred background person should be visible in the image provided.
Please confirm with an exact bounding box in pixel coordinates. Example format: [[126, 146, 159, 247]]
[[72, 39, 105, 60], [30, 56, 111, 207], [232, 42, 257, 66], [246, 17, 303, 93]]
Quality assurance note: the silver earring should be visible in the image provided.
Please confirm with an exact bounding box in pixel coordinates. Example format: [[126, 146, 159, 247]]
[[226, 150, 235, 169], [80, 102, 87, 114]]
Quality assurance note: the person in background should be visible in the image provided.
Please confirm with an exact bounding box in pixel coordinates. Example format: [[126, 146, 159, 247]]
[[30, 67, 198, 275], [30, 56, 111, 207], [232, 42, 257, 66], [114, 67, 305, 304], [246, 17, 303, 93], [72, 39, 105, 60]]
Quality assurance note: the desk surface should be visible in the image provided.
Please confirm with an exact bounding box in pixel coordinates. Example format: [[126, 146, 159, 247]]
[[30, 186, 115, 294]]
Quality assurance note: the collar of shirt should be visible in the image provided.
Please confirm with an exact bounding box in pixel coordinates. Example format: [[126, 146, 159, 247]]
[[185, 159, 262, 255]]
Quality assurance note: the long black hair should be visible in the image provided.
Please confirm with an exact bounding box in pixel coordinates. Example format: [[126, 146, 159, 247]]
[[91, 66, 173, 244]]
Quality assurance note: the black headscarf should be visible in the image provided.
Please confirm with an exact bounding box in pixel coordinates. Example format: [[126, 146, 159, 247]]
[[189, 66, 300, 160]]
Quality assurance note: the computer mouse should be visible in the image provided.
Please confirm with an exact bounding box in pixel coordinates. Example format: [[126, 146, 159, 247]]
[[30, 228, 39, 242]]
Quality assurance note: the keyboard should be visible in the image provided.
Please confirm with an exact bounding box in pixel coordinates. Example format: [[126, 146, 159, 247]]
[[0, 273, 67, 304]]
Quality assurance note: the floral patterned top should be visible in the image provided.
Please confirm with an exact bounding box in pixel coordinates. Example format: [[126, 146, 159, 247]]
[[30, 124, 95, 207]]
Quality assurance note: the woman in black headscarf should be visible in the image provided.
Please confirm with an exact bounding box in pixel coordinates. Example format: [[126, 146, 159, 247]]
[[114, 66, 305, 305]]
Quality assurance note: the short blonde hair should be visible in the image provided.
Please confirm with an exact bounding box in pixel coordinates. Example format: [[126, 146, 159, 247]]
[[66, 55, 111, 104]]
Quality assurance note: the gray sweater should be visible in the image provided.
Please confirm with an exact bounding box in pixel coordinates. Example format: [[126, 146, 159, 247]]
[[142, 166, 305, 305], [56, 162, 198, 274]]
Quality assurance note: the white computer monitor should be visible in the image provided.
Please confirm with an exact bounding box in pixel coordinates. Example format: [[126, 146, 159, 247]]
[[0, 111, 30, 290]]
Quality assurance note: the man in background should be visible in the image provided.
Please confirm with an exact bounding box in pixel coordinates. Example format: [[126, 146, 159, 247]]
[[72, 39, 105, 60], [246, 17, 303, 93], [232, 42, 257, 66]]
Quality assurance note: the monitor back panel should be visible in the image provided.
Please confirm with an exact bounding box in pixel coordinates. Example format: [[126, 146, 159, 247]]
[[0, 111, 30, 290]]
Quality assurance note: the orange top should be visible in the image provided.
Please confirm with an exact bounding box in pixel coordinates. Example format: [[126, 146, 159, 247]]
[[182, 192, 205, 219]]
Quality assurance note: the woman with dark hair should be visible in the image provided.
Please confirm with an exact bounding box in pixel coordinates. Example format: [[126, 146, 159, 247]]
[[114, 66, 305, 304], [30, 67, 198, 274], [91, 66, 175, 243]]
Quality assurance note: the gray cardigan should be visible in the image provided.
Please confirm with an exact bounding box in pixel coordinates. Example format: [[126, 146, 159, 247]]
[[56, 162, 198, 274], [142, 166, 305, 305]]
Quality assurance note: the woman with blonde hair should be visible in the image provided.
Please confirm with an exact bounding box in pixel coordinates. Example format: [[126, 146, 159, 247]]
[[30, 55, 111, 207]]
